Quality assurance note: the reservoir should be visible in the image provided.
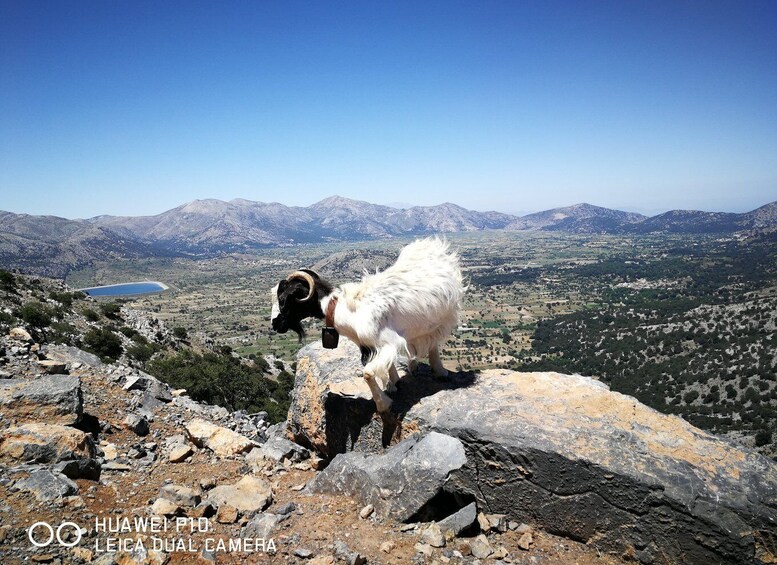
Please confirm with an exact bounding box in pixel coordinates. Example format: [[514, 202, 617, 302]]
[[79, 281, 169, 297]]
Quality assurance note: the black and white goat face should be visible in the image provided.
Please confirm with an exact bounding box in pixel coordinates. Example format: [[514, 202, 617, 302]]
[[270, 270, 324, 340]]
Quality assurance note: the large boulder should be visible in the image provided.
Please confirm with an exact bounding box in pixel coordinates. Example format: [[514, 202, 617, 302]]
[[289, 341, 777, 565], [0, 423, 95, 463], [309, 431, 467, 521], [0, 375, 82, 425]]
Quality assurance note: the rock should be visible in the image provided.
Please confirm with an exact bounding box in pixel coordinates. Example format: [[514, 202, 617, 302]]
[[437, 502, 477, 538], [122, 372, 173, 403], [291, 341, 777, 565], [275, 502, 297, 516], [358, 504, 374, 519], [250, 434, 309, 464], [380, 540, 395, 553], [123, 413, 150, 436], [421, 523, 445, 548], [101, 443, 118, 460], [308, 432, 466, 522], [101, 461, 131, 471], [241, 512, 285, 539], [0, 375, 82, 425], [469, 534, 493, 559], [308, 557, 335, 565], [514, 523, 533, 534], [158, 484, 201, 507], [333, 540, 367, 565], [168, 443, 193, 463], [151, 498, 180, 516], [518, 531, 533, 551], [16, 470, 78, 501], [185, 418, 257, 457], [37, 360, 68, 374], [44, 345, 103, 368], [53, 458, 101, 481], [486, 513, 508, 533], [294, 548, 313, 559], [414, 542, 434, 557], [206, 475, 272, 514], [477, 512, 491, 533], [0, 423, 95, 463], [9, 327, 33, 342], [215, 504, 238, 524]]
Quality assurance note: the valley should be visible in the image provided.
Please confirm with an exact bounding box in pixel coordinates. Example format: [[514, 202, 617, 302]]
[[66, 229, 777, 458]]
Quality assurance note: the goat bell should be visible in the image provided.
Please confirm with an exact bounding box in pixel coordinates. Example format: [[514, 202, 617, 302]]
[[322, 327, 339, 349]]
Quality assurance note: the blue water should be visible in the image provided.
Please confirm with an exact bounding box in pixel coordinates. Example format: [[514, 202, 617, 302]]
[[80, 282, 167, 297]]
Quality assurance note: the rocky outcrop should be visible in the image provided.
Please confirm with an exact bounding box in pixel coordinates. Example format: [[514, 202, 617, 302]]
[[289, 341, 777, 565], [0, 375, 82, 425]]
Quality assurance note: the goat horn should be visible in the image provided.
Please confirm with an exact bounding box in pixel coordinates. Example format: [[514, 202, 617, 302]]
[[287, 271, 316, 302]]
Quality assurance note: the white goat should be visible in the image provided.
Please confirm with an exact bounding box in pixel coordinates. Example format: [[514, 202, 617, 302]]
[[270, 237, 464, 413]]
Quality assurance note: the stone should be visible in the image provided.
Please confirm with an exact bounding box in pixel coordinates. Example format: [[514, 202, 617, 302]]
[[308, 557, 335, 565], [333, 540, 367, 565], [37, 360, 68, 374], [101, 443, 118, 460], [437, 502, 477, 538], [168, 443, 193, 463], [206, 475, 272, 514], [122, 372, 173, 403], [151, 498, 180, 516], [290, 341, 777, 565], [185, 418, 257, 457], [215, 504, 238, 524], [294, 548, 313, 559], [380, 541, 395, 554], [358, 504, 374, 519], [44, 345, 103, 368], [250, 434, 309, 463], [241, 512, 286, 539], [477, 512, 491, 533], [16, 470, 78, 501], [158, 484, 201, 507], [0, 423, 94, 463], [469, 534, 493, 559], [421, 523, 445, 548], [9, 327, 33, 342], [123, 413, 150, 436], [101, 461, 131, 471], [53, 458, 101, 481], [0, 375, 82, 425], [486, 513, 508, 533], [518, 531, 533, 551], [309, 432, 466, 522]]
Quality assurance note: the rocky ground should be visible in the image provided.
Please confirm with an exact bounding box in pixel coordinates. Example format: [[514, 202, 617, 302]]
[[0, 279, 625, 564]]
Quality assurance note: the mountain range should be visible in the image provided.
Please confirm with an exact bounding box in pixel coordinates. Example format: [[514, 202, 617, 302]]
[[1, 196, 775, 277]]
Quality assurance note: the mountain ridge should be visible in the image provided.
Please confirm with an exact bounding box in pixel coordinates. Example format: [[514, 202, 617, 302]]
[[1, 197, 775, 276]]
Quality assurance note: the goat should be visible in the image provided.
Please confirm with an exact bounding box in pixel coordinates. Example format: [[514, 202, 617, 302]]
[[270, 238, 464, 413]]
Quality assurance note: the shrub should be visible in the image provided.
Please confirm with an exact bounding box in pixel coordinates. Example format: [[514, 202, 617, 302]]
[[82, 308, 100, 322], [127, 342, 159, 363], [0, 270, 16, 292], [99, 302, 122, 320], [83, 327, 123, 362], [48, 291, 75, 309], [20, 301, 53, 329], [755, 429, 772, 447], [173, 326, 188, 340]]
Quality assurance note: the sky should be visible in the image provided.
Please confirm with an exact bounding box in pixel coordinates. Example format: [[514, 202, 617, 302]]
[[1, 0, 776, 219]]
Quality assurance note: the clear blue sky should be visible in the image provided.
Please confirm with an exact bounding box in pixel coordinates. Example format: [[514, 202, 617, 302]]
[[1, 0, 775, 219]]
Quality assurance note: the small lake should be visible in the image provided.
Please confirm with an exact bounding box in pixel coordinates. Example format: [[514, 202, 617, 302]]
[[79, 281, 169, 297]]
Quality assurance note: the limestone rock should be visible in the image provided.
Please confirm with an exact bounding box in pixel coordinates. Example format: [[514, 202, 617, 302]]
[[420, 523, 445, 547], [289, 340, 777, 565], [9, 327, 33, 343], [37, 360, 68, 374], [0, 423, 94, 463], [16, 470, 78, 501], [185, 418, 257, 457], [158, 484, 201, 507], [0, 375, 82, 425], [206, 475, 272, 514], [123, 413, 150, 436], [251, 434, 309, 464], [168, 443, 193, 463], [308, 432, 466, 522], [437, 502, 477, 538], [241, 512, 286, 539], [44, 345, 103, 368], [151, 498, 180, 516]]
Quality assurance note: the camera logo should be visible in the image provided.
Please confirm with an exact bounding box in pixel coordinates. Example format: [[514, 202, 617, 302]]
[[28, 521, 82, 548]]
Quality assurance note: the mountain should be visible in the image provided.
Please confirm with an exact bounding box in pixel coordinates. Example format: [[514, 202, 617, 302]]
[[2, 197, 776, 277], [0, 211, 160, 278], [509, 203, 646, 232]]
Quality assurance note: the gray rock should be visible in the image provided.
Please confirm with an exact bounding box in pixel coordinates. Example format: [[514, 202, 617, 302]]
[[420, 523, 445, 547], [290, 341, 777, 565], [0, 375, 82, 425], [123, 372, 173, 403], [241, 512, 286, 539], [333, 540, 367, 565], [309, 432, 466, 521], [158, 484, 201, 507], [254, 435, 309, 463], [44, 345, 103, 368], [206, 475, 272, 514], [469, 534, 493, 559], [16, 469, 78, 501], [437, 502, 477, 537], [53, 458, 101, 481], [122, 413, 149, 436], [0, 423, 95, 464]]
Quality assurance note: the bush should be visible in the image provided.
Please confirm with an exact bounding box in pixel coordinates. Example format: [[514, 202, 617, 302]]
[[83, 327, 123, 362], [146, 349, 292, 422], [82, 308, 100, 322], [48, 291, 75, 309], [0, 270, 16, 292], [173, 326, 188, 340], [127, 342, 159, 363], [755, 429, 772, 447], [20, 301, 53, 329], [99, 302, 122, 320]]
